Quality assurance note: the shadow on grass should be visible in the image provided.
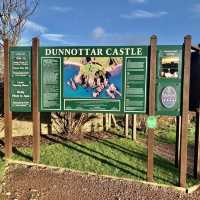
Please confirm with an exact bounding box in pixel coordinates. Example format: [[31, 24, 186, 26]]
[[40, 134, 177, 184], [0, 138, 32, 161], [84, 134, 146, 158], [0, 150, 4, 159], [86, 135, 179, 180], [56, 134, 178, 176], [0, 132, 180, 185], [0, 139, 4, 159], [0, 132, 181, 185], [12, 147, 32, 161], [155, 128, 176, 145], [42, 134, 146, 180], [106, 130, 126, 139]]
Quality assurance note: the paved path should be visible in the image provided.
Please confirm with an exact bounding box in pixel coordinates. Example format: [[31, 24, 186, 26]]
[[0, 164, 200, 200]]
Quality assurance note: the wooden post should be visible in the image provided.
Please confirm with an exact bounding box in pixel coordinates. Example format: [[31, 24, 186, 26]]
[[32, 38, 40, 163], [47, 113, 52, 135], [179, 35, 192, 187], [132, 114, 137, 141], [194, 108, 200, 179], [68, 112, 72, 131], [105, 113, 109, 131], [147, 35, 157, 182], [4, 39, 12, 159], [125, 114, 129, 137], [111, 114, 117, 128], [108, 113, 112, 128], [175, 116, 181, 168]]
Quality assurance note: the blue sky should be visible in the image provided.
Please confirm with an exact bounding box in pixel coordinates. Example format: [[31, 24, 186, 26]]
[[20, 0, 200, 46]]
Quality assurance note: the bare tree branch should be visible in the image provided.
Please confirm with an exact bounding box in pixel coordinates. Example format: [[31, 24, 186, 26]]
[[0, 0, 39, 47]]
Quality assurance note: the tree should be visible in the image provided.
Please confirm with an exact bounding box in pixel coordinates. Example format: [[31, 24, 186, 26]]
[[0, 0, 39, 47]]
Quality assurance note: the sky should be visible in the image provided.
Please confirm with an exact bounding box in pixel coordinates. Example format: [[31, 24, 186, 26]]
[[20, 0, 200, 46]]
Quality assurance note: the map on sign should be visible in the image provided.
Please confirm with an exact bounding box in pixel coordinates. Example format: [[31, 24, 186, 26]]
[[63, 57, 122, 100], [39, 46, 148, 113]]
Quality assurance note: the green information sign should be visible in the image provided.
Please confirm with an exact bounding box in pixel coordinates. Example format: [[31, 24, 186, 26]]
[[156, 45, 183, 116], [124, 57, 147, 112], [147, 116, 157, 129], [39, 46, 148, 113], [10, 47, 32, 112], [40, 57, 61, 110]]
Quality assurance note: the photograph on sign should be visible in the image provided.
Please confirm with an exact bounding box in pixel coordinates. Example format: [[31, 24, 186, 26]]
[[159, 50, 181, 79], [63, 57, 122, 99]]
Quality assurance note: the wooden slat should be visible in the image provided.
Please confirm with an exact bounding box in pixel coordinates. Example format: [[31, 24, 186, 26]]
[[108, 113, 111, 128], [105, 113, 109, 131], [125, 114, 129, 138], [4, 39, 12, 159], [111, 114, 117, 128], [179, 35, 192, 187], [147, 35, 157, 182], [32, 38, 40, 163], [132, 114, 137, 141]]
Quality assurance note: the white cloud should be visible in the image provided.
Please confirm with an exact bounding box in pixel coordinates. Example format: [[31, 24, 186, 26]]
[[120, 10, 168, 19], [89, 27, 148, 45], [92, 27, 106, 40], [21, 20, 76, 45], [18, 37, 32, 46], [42, 33, 65, 42], [106, 33, 148, 44], [25, 20, 47, 34], [50, 6, 72, 13], [128, 0, 146, 3], [193, 4, 200, 13]]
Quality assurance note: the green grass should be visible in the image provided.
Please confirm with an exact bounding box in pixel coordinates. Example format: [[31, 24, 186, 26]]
[[154, 122, 195, 145], [11, 137, 198, 187], [0, 153, 6, 180], [113, 115, 196, 146], [133, 120, 195, 145]]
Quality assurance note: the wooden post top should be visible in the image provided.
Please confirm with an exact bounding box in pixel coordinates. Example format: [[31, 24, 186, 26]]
[[184, 35, 192, 40], [148, 35, 157, 116], [151, 35, 157, 39]]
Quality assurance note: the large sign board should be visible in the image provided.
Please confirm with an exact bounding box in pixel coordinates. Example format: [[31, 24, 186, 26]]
[[10, 47, 32, 112], [39, 46, 148, 113]]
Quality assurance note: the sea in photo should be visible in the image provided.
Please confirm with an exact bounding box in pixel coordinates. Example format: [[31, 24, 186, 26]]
[[63, 57, 122, 99]]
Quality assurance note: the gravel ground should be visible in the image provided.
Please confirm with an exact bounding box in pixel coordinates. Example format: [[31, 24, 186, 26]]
[[0, 164, 200, 200]]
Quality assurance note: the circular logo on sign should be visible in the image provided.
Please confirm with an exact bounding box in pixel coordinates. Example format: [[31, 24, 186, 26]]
[[161, 86, 177, 109]]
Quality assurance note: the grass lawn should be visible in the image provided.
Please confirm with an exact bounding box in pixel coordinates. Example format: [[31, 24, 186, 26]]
[[133, 120, 195, 145], [154, 122, 195, 145], [0, 153, 6, 180], [11, 137, 199, 187]]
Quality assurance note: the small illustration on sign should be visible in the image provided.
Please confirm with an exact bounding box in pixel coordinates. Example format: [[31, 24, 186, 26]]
[[161, 86, 177, 109], [147, 116, 157, 129]]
